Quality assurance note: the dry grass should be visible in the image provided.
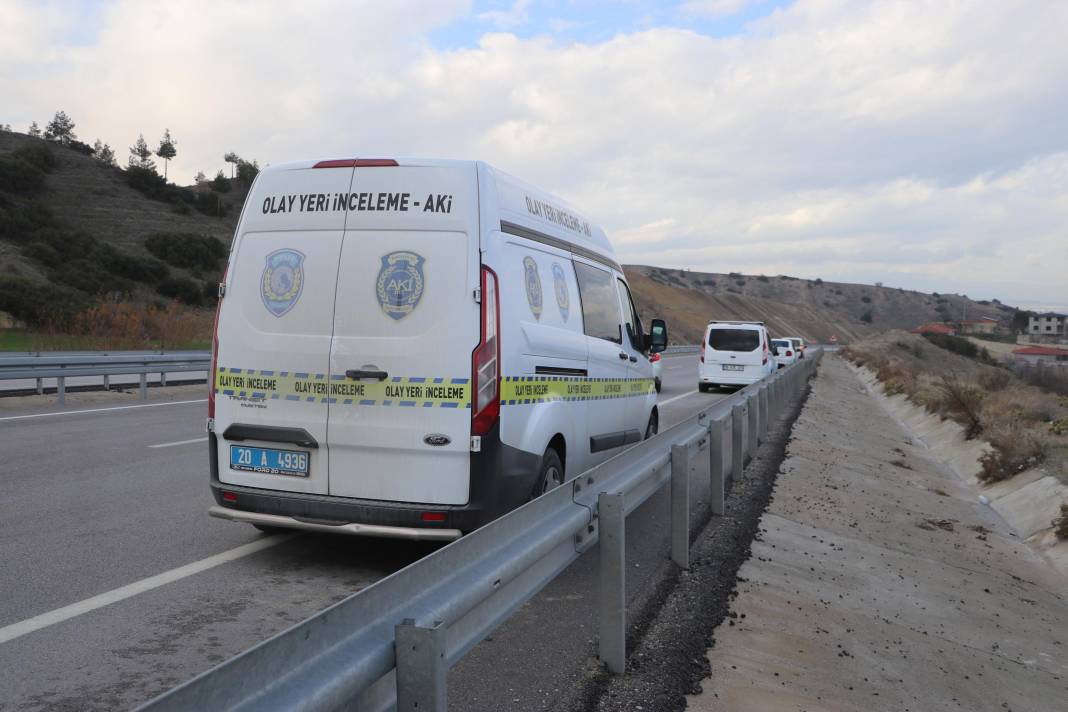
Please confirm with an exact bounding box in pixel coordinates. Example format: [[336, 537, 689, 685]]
[[845, 330, 1068, 483], [1054, 502, 1068, 540], [34, 300, 211, 350]]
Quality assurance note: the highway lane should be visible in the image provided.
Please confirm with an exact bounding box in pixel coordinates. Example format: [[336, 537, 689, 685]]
[[0, 354, 720, 711]]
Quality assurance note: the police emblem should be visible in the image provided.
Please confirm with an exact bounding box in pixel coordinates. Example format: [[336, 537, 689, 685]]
[[376, 251, 425, 320], [523, 256, 543, 320], [551, 262, 569, 321], [261, 249, 305, 317]]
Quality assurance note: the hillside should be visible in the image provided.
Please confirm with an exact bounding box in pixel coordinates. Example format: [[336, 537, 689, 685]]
[[0, 131, 1020, 345], [625, 265, 1015, 345], [0, 131, 247, 324]]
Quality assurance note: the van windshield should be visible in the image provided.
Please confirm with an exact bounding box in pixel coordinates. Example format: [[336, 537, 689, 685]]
[[709, 328, 760, 352]]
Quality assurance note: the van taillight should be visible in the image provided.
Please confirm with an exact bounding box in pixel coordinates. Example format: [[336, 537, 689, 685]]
[[207, 267, 226, 419], [312, 158, 399, 168], [650, 352, 661, 363], [472, 266, 500, 437]]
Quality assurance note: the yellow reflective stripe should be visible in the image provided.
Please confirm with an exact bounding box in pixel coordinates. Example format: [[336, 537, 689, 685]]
[[499, 376, 654, 403], [215, 367, 470, 407]]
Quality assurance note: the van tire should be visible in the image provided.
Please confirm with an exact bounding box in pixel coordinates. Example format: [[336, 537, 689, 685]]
[[645, 410, 659, 440], [532, 447, 565, 498], [252, 524, 287, 535], [699, 383, 712, 393]]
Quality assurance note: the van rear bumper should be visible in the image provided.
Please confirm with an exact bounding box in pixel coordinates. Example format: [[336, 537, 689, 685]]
[[207, 505, 462, 541]]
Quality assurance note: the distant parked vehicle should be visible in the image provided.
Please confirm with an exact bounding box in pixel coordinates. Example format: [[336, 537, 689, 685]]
[[786, 337, 806, 359], [772, 339, 798, 369], [698, 321, 775, 391], [649, 352, 663, 392]]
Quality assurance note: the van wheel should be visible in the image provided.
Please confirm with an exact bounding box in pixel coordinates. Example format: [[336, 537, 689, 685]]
[[533, 447, 565, 498], [252, 524, 287, 535], [645, 410, 659, 439], [699, 383, 711, 393]]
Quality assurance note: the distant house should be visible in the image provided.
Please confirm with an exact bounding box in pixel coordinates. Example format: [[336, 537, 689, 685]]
[[958, 317, 999, 335], [912, 323, 957, 336], [1024, 312, 1068, 345], [1012, 345, 1068, 367]]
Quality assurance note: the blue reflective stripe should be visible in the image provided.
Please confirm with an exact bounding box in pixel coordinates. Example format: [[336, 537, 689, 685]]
[[360, 399, 376, 406]]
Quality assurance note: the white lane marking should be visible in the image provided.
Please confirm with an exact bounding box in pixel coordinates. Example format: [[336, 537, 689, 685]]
[[658, 389, 699, 407], [0, 399, 207, 422], [149, 437, 208, 449], [0, 533, 297, 646]]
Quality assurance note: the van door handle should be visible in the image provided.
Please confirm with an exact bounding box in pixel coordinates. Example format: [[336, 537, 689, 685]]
[[618, 352, 628, 360], [346, 369, 388, 381], [629, 355, 637, 363]]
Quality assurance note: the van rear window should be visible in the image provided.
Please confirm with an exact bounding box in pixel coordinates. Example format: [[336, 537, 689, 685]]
[[709, 329, 760, 352]]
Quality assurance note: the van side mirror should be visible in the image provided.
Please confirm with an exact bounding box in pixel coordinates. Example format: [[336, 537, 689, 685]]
[[647, 319, 667, 353]]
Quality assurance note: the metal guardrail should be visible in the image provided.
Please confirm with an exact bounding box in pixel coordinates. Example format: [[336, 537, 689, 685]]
[[0, 351, 210, 403], [139, 351, 821, 712]]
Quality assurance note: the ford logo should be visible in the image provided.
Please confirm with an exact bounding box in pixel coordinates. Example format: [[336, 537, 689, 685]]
[[423, 434, 451, 447]]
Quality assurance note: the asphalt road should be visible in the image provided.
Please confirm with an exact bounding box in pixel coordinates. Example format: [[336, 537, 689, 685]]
[[0, 354, 722, 711]]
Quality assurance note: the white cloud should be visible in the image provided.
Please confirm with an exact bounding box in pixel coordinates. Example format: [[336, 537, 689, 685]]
[[681, 0, 760, 19], [3, 0, 1068, 304], [477, 0, 531, 30]]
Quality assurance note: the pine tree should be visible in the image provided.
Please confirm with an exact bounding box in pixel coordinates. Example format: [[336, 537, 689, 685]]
[[93, 139, 117, 166], [129, 133, 156, 171], [156, 129, 177, 180], [44, 110, 77, 144], [224, 152, 240, 178], [28, 121, 41, 138], [194, 170, 207, 184]]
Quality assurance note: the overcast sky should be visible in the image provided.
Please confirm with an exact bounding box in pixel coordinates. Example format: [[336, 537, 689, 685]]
[[4, 0, 1067, 307]]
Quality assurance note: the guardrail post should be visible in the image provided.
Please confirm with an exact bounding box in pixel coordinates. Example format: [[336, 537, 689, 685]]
[[57, 376, 65, 405], [598, 491, 626, 674], [36, 377, 43, 395], [139, 372, 148, 401], [758, 384, 769, 441], [747, 394, 759, 458], [103, 374, 110, 391], [396, 619, 447, 711], [731, 403, 746, 480], [160, 371, 167, 387], [709, 416, 728, 516], [670, 444, 690, 570]]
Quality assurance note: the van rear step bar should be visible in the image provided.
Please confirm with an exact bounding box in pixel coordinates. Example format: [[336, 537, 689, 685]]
[[208, 506, 462, 541]]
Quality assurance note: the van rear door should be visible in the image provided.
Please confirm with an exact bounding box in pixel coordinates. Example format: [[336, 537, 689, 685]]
[[327, 163, 480, 505], [706, 326, 767, 378], [214, 163, 354, 495]]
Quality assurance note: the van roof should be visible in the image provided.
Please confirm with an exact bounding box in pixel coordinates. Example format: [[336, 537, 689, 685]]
[[257, 157, 618, 270], [708, 320, 765, 327]]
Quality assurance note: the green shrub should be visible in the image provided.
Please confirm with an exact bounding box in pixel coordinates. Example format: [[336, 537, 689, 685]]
[[12, 144, 57, 171], [211, 173, 231, 193], [860, 309, 873, 323], [0, 157, 46, 194], [0, 275, 89, 325], [23, 241, 61, 267], [757, 275, 769, 282], [52, 258, 129, 295], [126, 165, 169, 200], [860, 295, 872, 303], [145, 232, 227, 270], [1054, 502, 1068, 540], [157, 276, 204, 305], [91, 243, 170, 283]]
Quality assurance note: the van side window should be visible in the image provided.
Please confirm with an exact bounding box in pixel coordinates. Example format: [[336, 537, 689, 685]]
[[616, 278, 643, 351], [574, 262, 622, 343]]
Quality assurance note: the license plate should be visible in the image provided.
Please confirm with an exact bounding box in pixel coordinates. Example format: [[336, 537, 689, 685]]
[[230, 445, 309, 477], [722, 364, 745, 371]]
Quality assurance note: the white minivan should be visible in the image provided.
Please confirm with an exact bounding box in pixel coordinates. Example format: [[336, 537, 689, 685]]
[[207, 157, 667, 540], [697, 320, 774, 391]]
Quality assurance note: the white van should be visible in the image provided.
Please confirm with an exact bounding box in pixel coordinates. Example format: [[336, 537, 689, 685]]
[[207, 157, 667, 540], [697, 321, 774, 391]]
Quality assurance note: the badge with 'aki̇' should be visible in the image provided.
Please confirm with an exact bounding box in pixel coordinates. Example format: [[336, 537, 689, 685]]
[[524, 255, 543, 320], [261, 249, 305, 317], [377, 250, 425, 320]]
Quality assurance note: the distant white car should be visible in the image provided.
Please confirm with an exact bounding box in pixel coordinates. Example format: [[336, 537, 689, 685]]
[[649, 352, 663, 392], [786, 337, 806, 359], [771, 339, 798, 369]]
